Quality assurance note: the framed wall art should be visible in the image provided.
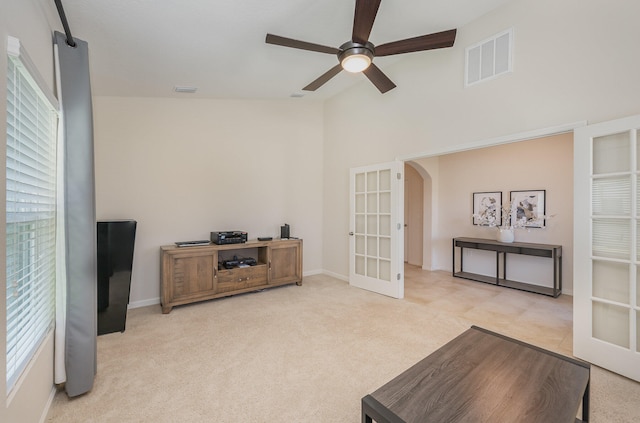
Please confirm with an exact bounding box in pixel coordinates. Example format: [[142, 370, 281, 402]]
[[510, 190, 546, 228], [473, 191, 502, 226]]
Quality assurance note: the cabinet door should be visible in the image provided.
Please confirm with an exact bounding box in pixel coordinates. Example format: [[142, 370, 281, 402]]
[[269, 241, 302, 285], [166, 250, 217, 301]]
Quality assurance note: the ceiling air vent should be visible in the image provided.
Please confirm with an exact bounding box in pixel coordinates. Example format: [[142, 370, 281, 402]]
[[465, 28, 513, 87]]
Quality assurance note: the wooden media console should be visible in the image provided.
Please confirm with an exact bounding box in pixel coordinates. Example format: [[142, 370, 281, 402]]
[[160, 238, 302, 313]]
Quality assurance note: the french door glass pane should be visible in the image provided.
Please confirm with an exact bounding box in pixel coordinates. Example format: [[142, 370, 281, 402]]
[[637, 222, 640, 262], [593, 301, 630, 348], [637, 266, 640, 306], [592, 176, 631, 215], [356, 255, 365, 276], [367, 215, 377, 235], [380, 192, 391, 213], [379, 215, 391, 236], [593, 260, 629, 304], [367, 171, 377, 191], [379, 259, 391, 281], [356, 235, 365, 255], [637, 311, 640, 352], [636, 129, 640, 171], [356, 215, 365, 233], [367, 236, 377, 256], [637, 176, 640, 217], [356, 173, 365, 192], [593, 132, 630, 174], [367, 257, 377, 278], [367, 193, 378, 213], [592, 219, 631, 259], [356, 194, 365, 213], [379, 169, 391, 191], [379, 237, 391, 259]]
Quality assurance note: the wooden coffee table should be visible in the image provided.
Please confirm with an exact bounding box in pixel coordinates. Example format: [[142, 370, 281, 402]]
[[362, 326, 590, 423]]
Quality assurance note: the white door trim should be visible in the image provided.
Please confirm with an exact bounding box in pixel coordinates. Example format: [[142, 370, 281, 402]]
[[397, 121, 587, 161]]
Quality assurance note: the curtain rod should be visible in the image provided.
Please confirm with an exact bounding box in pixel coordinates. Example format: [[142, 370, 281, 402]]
[[54, 0, 77, 48]]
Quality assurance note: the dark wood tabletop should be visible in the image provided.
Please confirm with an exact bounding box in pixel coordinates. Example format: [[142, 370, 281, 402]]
[[363, 326, 590, 423]]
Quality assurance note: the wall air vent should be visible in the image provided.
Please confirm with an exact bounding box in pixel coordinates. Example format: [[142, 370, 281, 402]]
[[174, 86, 197, 93], [465, 28, 513, 87]]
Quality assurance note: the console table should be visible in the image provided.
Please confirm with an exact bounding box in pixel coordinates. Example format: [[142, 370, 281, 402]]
[[362, 326, 590, 423], [452, 237, 562, 297]]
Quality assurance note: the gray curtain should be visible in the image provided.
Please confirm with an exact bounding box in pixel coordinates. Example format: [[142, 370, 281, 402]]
[[54, 31, 97, 397]]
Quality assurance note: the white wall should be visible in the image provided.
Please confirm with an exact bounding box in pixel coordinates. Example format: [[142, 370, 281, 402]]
[[94, 97, 324, 305], [0, 1, 60, 421], [322, 0, 640, 279]]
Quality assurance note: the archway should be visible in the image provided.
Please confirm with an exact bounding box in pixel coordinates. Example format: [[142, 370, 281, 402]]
[[404, 161, 433, 270]]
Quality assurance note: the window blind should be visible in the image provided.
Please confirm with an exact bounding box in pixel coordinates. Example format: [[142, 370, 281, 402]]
[[6, 37, 59, 392]]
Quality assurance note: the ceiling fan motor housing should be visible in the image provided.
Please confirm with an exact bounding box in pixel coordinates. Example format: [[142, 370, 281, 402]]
[[338, 41, 375, 72]]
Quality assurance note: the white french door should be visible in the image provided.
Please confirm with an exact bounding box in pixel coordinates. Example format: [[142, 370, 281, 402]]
[[574, 115, 640, 382], [349, 161, 404, 298]]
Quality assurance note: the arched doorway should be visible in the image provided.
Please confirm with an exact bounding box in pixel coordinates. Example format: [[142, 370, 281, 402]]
[[404, 161, 433, 269]]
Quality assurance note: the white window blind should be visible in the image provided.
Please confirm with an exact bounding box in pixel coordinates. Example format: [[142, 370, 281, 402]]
[[6, 36, 59, 392]]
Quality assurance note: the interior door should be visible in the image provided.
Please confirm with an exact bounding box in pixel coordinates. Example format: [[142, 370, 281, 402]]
[[574, 115, 640, 382], [349, 161, 404, 298]]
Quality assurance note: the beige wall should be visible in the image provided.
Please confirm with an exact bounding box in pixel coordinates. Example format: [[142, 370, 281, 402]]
[[94, 97, 325, 305], [431, 133, 573, 292], [323, 0, 640, 281], [1, 0, 60, 421], [404, 163, 423, 266]]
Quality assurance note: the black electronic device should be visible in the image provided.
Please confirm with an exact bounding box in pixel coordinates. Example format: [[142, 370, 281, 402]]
[[175, 240, 211, 247], [258, 237, 272, 241], [220, 255, 257, 269], [280, 223, 290, 239], [211, 231, 247, 245]]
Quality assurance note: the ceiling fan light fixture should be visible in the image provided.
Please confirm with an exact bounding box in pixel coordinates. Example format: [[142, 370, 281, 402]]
[[338, 41, 374, 73], [341, 54, 372, 73]]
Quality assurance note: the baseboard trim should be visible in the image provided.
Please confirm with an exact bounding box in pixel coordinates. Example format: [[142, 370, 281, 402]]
[[126, 268, 567, 307], [40, 385, 58, 423], [128, 298, 160, 309], [322, 269, 348, 282]]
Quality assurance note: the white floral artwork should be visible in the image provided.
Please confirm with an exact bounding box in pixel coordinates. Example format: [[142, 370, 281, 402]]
[[472, 192, 502, 226], [510, 190, 546, 228]]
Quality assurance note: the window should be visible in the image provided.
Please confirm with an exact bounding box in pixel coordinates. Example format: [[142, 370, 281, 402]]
[[465, 28, 513, 87], [6, 36, 59, 392]]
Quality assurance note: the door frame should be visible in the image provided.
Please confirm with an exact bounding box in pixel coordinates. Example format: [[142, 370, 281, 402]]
[[396, 121, 585, 275]]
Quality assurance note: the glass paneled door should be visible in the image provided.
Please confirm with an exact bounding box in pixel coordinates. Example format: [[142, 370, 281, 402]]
[[349, 162, 404, 298], [574, 115, 640, 382]]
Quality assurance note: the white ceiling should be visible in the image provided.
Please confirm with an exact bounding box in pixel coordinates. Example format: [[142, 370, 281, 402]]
[[57, 0, 513, 100]]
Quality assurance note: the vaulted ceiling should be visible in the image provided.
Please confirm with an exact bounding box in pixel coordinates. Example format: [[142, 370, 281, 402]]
[[58, 0, 513, 99]]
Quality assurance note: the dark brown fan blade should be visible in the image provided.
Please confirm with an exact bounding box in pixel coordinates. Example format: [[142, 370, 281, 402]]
[[303, 64, 343, 91], [266, 34, 339, 55], [352, 0, 382, 44], [362, 63, 396, 93], [375, 29, 457, 57]]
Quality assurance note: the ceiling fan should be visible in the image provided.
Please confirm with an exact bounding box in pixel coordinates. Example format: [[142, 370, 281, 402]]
[[265, 0, 457, 94]]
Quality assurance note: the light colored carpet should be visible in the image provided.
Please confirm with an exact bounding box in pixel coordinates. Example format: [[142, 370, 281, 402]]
[[46, 267, 640, 422]]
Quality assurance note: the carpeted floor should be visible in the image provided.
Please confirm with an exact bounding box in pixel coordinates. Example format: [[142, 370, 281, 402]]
[[46, 266, 640, 422]]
